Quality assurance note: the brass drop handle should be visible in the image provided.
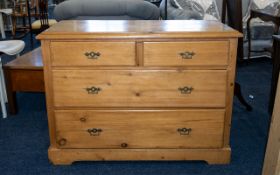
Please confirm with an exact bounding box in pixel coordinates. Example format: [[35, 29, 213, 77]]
[[87, 128, 102, 136], [178, 86, 193, 94], [57, 138, 67, 146], [177, 128, 192, 135], [85, 86, 102, 94], [84, 51, 101, 59], [179, 51, 195, 59]]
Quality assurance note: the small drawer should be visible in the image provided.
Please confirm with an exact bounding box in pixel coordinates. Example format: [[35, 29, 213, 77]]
[[143, 41, 229, 66], [50, 42, 136, 66], [52, 70, 227, 108], [55, 109, 225, 149]]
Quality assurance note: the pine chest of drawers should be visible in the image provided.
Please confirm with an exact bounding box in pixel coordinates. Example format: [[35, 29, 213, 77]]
[[38, 20, 242, 165]]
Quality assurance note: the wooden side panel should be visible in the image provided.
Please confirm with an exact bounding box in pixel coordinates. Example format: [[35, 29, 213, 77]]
[[223, 39, 238, 147], [144, 41, 229, 66], [262, 75, 280, 175], [55, 109, 225, 149], [10, 70, 44, 92], [48, 147, 231, 165], [52, 70, 227, 108], [41, 40, 57, 148], [50, 42, 136, 66]]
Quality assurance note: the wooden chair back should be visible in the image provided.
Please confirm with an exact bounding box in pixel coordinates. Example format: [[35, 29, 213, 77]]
[[27, 0, 49, 33], [38, 0, 49, 30]]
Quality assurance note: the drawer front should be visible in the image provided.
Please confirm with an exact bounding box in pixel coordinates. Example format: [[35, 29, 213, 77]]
[[55, 110, 225, 149], [51, 42, 136, 66], [144, 41, 229, 66], [52, 70, 227, 108]]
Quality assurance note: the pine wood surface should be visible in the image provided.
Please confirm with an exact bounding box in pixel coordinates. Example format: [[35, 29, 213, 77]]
[[55, 109, 225, 149], [223, 39, 238, 147], [262, 74, 280, 175], [38, 20, 241, 165], [144, 41, 229, 66], [48, 147, 231, 165], [51, 42, 136, 66], [52, 70, 227, 108], [37, 20, 242, 40]]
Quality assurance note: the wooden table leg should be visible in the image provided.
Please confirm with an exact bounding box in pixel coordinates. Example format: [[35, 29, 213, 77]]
[[3, 67, 18, 115]]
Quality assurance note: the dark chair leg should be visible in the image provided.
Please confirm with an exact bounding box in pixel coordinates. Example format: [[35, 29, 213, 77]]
[[234, 82, 253, 111]]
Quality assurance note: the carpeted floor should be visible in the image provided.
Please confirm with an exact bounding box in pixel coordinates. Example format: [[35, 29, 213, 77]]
[[0, 27, 273, 175]]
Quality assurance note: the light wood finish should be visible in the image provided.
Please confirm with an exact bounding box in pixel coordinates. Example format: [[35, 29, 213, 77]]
[[262, 74, 280, 175], [37, 20, 242, 40], [223, 39, 238, 147], [144, 41, 229, 66], [41, 40, 57, 152], [38, 20, 241, 165], [52, 70, 227, 108], [55, 109, 225, 149], [48, 147, 231, 165], [51, 42, 136, 66]]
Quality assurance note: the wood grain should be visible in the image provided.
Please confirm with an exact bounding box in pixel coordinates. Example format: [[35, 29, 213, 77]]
[[55, 109, 225, 149], [8, 70, 44, 92], [144, 41, 229, 66], [41, 40, 57, 148], [51, 42, 135, 66], [48, 147, 231, 165], [262, 74, 280, 175], [52, 70, 227, 108], [223, 39, 238, 147], [38, 20, 240, 165], [37, 20, 242, 40]]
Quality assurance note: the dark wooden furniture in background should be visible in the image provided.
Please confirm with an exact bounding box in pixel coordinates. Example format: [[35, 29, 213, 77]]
[[3, 47, 44, 114], [11, 0, 39, 38], [226, 0, 243, 59], [27, 0, 57, 47], [269, 35, 280, 114], [226, 0, 252, 111], [247, 9, 280, 59], [11, 0, 29, 37]]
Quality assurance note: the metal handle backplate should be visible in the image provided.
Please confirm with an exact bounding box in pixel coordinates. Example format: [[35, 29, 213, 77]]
[[178, 86, 193, 94], [179, 51, 195, 59], [177, 128, 192, 135], [84, 51, 101, 59], [85, 86, 101, 94], [87, 128, 102, 136]]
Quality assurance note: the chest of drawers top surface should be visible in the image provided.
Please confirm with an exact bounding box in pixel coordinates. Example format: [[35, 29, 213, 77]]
[[37, 20, 241, 39]]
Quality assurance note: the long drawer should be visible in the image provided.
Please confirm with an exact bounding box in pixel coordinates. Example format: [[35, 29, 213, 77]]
[[55, 109, 225, 149], [52, 70, 227, 108], [50, 42, 136, 66], [144, 41, 229, 66]]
